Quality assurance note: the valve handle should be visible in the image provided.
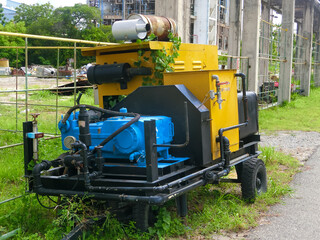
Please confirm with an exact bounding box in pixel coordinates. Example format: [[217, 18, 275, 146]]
[[216, 81, 230, 86]]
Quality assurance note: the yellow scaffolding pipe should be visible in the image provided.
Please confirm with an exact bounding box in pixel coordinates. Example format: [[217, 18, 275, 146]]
[[0, 46, 91, 49], [0, 31, 118, 45]]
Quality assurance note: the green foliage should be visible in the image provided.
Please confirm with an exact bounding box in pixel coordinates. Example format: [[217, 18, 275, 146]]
[[0, 22, 26, 67], [135, 32, 181, 85], [0, 3, 6, 25], [14, 3, 54, 28], [8, 3, 114, 68]]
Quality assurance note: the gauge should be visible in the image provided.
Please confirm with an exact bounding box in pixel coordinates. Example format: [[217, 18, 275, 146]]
[[63, 136, 77, 149]]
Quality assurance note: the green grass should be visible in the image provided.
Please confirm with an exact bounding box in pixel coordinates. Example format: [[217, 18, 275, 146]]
[[0, 143, 300, 240], [259, 87, 320, 132], [1, 85, 318, 239], [0, 89, 96, 135]]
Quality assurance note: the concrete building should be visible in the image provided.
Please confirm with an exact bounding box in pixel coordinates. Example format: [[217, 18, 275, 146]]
[[0, 0, 21, 22], [88, 0, 230, 51], [88, 0, 320, 103], [87, 0, 155, 25]]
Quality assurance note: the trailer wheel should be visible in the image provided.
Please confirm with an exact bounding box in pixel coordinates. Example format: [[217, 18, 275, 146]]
[[132, 204, 150, 231], [241, 158, 267, 203], [235, 163, 243, 181]]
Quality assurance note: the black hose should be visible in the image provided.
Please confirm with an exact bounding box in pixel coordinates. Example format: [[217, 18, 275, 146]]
[[60, 104, 141, 148], [61, 104, 139, 124], [36, 194, 57, 210]]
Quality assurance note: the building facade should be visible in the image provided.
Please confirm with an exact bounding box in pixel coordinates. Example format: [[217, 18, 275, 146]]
[[87, 0, 229, 51], [0, 0, 21, 22]]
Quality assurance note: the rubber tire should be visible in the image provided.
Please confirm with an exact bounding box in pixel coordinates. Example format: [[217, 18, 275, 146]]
[[132, 204, 150, 232], [241, 158, 267, 203], [235, 163, 243, 181]]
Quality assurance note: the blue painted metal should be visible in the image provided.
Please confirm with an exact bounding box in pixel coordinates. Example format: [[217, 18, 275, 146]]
[[27, 132, 44, 139], [59, 110, 177, 166]]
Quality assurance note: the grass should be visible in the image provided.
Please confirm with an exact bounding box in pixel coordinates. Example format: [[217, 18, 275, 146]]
[[259, 87, 320, 132], [0, 85, 318, 239], [0, 89, 96, 136]]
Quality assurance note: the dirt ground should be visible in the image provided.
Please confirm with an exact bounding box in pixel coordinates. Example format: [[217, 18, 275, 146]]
[[0, 76, 71, 90], [0, 76, 73, 102]]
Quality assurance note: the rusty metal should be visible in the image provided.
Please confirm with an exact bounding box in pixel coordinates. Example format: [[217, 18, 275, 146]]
[[142, 15, 177, 41], [128, 14, 177, 41]]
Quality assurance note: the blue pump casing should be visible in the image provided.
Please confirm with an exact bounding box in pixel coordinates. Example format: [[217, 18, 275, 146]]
[[58, 108, 174, 164]]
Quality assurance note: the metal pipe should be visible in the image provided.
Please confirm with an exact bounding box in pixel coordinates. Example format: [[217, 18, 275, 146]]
[[0, 195, 24, 205], [122, 0, 126, 20], [154, 101, 189, 148], [0, 46, 91, 49], [84, 165, 230, 194], [73, 142, 91, 189], [25, 37, 28, 121], [56, 48, 60, 135], [73, 43, 77, 106], [15, 48, 18, 131], [217, 73, 249, 166], [0, 228, 20, 239], [36, 179, 205, 205], [235, 73, 249, 123], [0, 101, 74, 108], [0, 31, 117, 45], [0, 136, 60, 150], [0, 85, 93, 93]]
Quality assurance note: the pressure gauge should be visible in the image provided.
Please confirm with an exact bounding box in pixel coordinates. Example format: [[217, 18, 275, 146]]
[[63, 136, 76, 149]]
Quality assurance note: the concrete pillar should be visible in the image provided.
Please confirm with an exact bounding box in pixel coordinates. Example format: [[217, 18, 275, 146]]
[[300, 0, 314, 96], [155, 0, 191, 43], [242, 0, 261, 92], [314, 21, 320, 87], [193, 0, 218, 45], [278, 0, 295, 104], [259, 2, 271, 87], [294, 23, 302, 84], [227, 0, 242, 69]]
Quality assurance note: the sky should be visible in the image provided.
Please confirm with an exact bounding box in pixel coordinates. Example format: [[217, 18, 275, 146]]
[[18, 0, 87, 8]]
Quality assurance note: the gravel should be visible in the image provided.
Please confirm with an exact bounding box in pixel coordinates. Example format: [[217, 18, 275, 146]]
[[259, 131, 320, 162], [206, 130, 320, 240]]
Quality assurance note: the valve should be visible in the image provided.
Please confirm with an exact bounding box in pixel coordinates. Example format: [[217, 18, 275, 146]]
[[27, 113, 44, 163], [210, 75, 230, 109]]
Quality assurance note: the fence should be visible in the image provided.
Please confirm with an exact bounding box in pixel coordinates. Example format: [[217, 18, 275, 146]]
[[257, 19, 288, 109], [218, 54, 249, 90], [292, 33, 308, 92], [312, 41, 320, 87], [0, 32, 114, 149]]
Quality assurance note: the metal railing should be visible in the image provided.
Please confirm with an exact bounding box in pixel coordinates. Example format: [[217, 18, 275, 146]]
[[0, 31, 115, 149]]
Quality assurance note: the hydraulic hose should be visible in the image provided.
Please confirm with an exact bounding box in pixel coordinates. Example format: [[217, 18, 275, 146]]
[[60, 104, 141, 148]]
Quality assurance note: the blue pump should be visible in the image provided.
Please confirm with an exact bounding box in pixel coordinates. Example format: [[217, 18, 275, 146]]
[[58, 108, 176, 166]]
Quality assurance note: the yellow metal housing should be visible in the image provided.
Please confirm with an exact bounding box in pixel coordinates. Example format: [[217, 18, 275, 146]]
[[82, 42, 239, 160], [163, 70, 239, 160], [82, 41, 218, 107]]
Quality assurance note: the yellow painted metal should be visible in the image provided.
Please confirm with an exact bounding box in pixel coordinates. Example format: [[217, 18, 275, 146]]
[[0, 31, 115, 45], [81, 41, 218, 107], [163, 70, 239, 159]]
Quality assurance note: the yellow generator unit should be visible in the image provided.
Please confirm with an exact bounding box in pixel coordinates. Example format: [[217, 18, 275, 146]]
[[24, 15, 266, 233]]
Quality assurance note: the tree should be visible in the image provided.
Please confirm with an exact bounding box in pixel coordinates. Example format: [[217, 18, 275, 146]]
[[0, 3, 6, 25], [52, 4, 101, 39], [11, 3, 114, 67], [14, 3, 54, 28], [0, 22, 26, 67]]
